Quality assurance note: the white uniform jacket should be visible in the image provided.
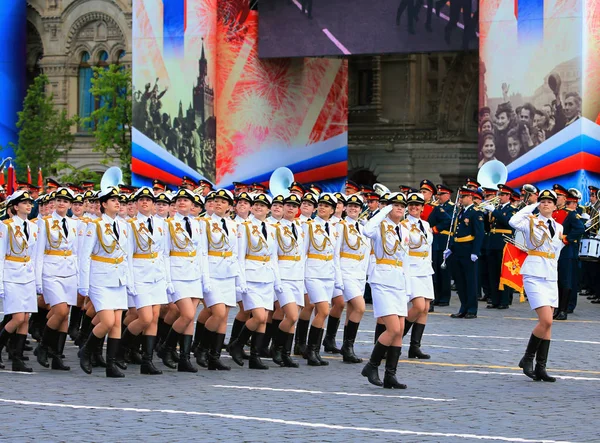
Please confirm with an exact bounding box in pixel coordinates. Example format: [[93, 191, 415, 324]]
[[165, 212, 209, 283], [127, 213, 171, 285], [363, 206, 410, 290], [79, 214, 129, 290], [303, 216, 337, 281], [237, 216, 281, 285], [0, 215, 39, 285], [204, 213, 241, 281], [509, 203, 564, 281], [35, 212, 79, 287], [402, 214, 434, 277], [334, 217, 371, 282], [275, 218, 305, 281]]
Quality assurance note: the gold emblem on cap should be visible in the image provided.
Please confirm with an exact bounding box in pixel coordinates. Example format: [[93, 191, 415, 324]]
[[324, 195, 329, 200]]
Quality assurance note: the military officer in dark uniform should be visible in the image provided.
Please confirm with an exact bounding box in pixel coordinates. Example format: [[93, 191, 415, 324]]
[[554, 185, 584, 320], [429, 184, 453, 306], [477, 187, 497, 302], [444, 186, 484, 318], [484, 184, 518, 309]]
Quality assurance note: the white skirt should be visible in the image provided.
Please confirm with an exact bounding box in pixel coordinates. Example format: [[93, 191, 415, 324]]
[[524, 275, 558, 310], [342, 276, 366, 302], [89, 285, 127, 312], [408, 275, 434, 302], [371, 282, 408, 318], [243, 281, 275, 311], [3, 281, 37, 314], [169, 278, 202, 303], [135, 280, 168, 309], [204, 277, 236, 308], [42, 275, 77, 307], [277, 280, 304, 307], [305, 278, 334, 304]]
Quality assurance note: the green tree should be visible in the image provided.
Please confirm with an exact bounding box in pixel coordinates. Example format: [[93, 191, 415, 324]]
[[54, 161, 99, 187], [2, 74, 78, 181], [85, 64, 132, 184]]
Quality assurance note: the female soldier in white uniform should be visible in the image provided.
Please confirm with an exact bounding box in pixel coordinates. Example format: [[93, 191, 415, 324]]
[[78, 187, 129, 377], [119, 187, 169, 375], [34, 187, 78, 371], [271, 194, 305, 368], [333, 193, 370, 363], [229, 193, 281, 369], [510, 190, 564, 382], [302, 193, 338, 366], [401, 192, 434, 360], [200, 189, 240, 371], [159, 188, 209, 372], [0, 191, 39, 372], [361, 193, 410, 389]]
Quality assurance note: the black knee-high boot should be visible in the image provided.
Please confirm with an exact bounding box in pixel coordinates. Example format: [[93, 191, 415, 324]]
[[383, 346, 407, 389], [194, 323, 209, 368], [229, 325, 253, 366], [249, 332, 269, 370], [293, 318, 309, 356], [323, 316, 341, 354], [402, 320, 413, 338], [36, 326, 58, 368], [361, 341, 388, 386], [519, 334, 542, 379], [79, 332, 103, 374], [207, 331, 231, 371], [281, 332, 299, 368], [374, 323, 386, 344], [191, 321, 204, 354], [227, 318, 245, 348], [259, 322, 273, 358], [408, 323, 430, 359], [11, 334, 32, 372], [106, 337, 125, 378], [177, 334, 198, 373], [140, 335, 162, 375], [271, 326, 285, 366], [534, 339, 556, 382], [76, 314, 92, 348], [158, 329, 180, 369], [68, 306, 83, 341], [341, 320, 362, 363], [52, 332, 70, 370]]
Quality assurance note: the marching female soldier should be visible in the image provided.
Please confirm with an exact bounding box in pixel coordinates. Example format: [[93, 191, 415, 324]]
[[78, 187, 130, 377], [509, 190, 564, 382], [158, 188, 210, 373], [229, 193, 282, 369], [402, 192, 434, 359], [302, 193, 339, 366], [119, 187, 169, 375], [34, 187, 78, 371], [0, 191, 39, 372], [201, 189, 241, 370], [333, 193, 370, 363], [271, 194, 305, 368], [361, 193, 410, 389]]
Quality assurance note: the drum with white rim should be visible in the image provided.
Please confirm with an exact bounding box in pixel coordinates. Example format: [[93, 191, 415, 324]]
[[579, 237, 600, 262]]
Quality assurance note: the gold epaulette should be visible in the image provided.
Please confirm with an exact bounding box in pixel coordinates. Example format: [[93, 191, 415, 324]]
[[241, 220, 251, 225], [3, 219, 13, 225], [448, 201, 455, 206], [30, 218, 38, 223], [166, 217, 173, 222], [429, 201, 439, 206], [338, 219, 347, 225], [43, 215, 52, 220]]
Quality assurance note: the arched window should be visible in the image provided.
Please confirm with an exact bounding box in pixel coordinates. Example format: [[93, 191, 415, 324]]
[[98, 50, 109, 67], [78, 52, 94, 130]]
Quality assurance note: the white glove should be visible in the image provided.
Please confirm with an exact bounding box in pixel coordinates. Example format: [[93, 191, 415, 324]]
[[581, 213, 590, 221], [78, 287, 89, 297], [275, 284, 283, 293], [443, 249, 452, 259], [36, 285, 43, 295], [203, 280, 212, 294], [585, 219, 592, 228], [236, 285, 249, 295], [127, 285, 138, 297], [470, 254, 478, 262], [484, 205, 495, 212], [166, 283, 175, 296]]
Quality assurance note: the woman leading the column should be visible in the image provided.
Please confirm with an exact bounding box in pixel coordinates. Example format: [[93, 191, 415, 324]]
[[333, 193, 370, 363], [401, 192, 434, 359], [229, 193, 281, 369], [0, 191, 39, 372], [361, 193, 410, 389], [509, 189, 564, 382], [159, 188, 210, 373], [34, 187, 78, 371], [78, 187, 130, 377], [302, 193, 339, 366]]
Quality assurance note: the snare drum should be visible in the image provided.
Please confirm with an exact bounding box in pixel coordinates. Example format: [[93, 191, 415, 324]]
[[579, 237, 600, 262]]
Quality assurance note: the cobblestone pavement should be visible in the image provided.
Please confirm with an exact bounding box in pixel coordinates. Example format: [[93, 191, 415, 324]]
[[1, 293, 599, 442]]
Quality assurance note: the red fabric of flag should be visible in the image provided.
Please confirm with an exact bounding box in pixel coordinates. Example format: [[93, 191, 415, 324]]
[[499, 242, 528, 300]]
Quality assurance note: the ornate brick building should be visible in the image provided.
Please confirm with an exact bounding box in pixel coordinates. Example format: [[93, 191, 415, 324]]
[[26, 0, 132, 174], [348, 52, 479, 191]]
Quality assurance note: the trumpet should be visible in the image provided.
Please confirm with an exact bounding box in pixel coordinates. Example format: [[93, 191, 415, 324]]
[[585, 212, 600, 232], [474, 196, 501, 210], [522, 183, 537, 205]]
